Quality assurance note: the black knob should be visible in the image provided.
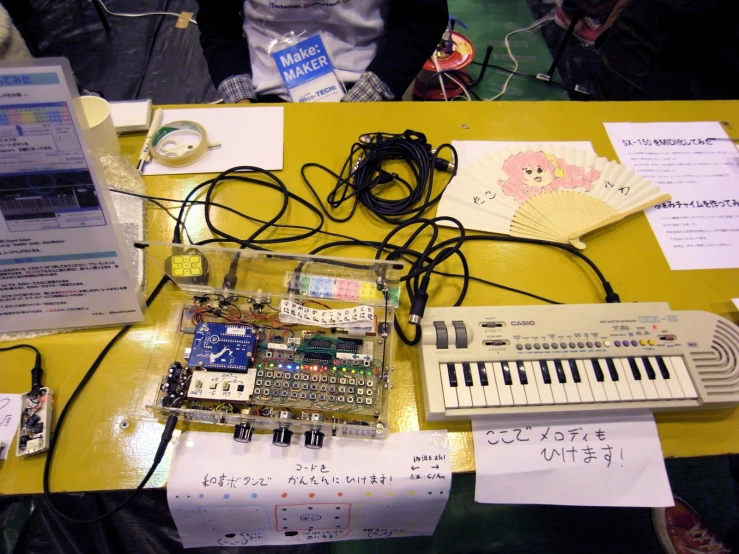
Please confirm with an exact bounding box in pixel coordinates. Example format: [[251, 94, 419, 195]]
[[272, 426, 293, 447], [233, 423, 254, 443], [304, 429, 325, 450]]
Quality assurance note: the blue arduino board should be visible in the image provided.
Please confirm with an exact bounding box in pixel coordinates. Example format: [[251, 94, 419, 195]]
[[189, 323, 256, 372]]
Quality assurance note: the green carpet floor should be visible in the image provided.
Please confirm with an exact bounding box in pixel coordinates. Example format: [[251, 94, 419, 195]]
[[446, 0, 568, 101]]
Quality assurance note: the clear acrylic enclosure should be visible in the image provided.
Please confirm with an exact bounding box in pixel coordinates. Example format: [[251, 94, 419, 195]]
[[140, 241, 404, 447]]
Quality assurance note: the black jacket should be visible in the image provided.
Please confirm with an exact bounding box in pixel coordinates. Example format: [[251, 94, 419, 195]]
[[196, 0, 449, 99]]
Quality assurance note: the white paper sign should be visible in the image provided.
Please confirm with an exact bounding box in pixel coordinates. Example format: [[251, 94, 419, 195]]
[[733, 299, 739, 311], [167, 430, 451, 548], [0, 394, 21, 459], [604, 121, 739, 270], [472, 411, 673, 507], [0, 59, 143, 333]]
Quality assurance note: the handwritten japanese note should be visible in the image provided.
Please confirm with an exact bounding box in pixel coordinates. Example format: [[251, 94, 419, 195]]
[[0, 394, 21, 459], [472, 410, 673, 507], [604, 121, 739, 270], [279, 299, 374, 328], [167, 430, 451, 548]]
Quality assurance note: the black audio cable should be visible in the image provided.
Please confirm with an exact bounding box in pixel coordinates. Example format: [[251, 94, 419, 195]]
[[0, 344, 44, 394], [301, 130, 458, 224]]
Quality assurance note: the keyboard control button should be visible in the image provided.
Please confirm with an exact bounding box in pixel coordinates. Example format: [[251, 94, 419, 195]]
[[433, 321, 449, 349]]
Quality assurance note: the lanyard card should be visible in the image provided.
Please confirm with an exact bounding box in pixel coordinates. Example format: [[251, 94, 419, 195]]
[[271, 34, 345, 103]]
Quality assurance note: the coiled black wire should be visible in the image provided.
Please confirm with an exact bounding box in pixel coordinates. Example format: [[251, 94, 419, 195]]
[[302, 130, 458, 223]]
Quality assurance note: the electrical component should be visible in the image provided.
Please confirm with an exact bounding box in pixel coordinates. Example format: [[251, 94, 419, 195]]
[[188, 322, 256, 371], [165, 250, 209, 286], [17, 387, 53, 457]]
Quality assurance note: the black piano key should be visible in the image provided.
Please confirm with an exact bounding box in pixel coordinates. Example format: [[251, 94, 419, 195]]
[[656, 357, 671, 379], [605, 359, 619, 381], [477, 362, 489, 386], [568, 359, 581, 383], [501, 361, 513, 386], [516, 361, 528, 385], [554, 359, 567, 383], [590, 359, 605, 382], [641, 357, 657, 380], [628, 358, 642, 380], [539, 360, 551, 384], [446, 363, 458, 387], [462, 362, 473, 387]]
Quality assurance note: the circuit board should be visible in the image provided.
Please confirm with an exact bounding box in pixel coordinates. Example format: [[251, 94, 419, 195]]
[[250, 334, 380, 414], [17, 387, 53, 456], [188, 322, 257, 372]]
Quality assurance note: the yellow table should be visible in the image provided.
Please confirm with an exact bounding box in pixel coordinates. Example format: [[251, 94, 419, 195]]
[[2, 100, 739, 496]]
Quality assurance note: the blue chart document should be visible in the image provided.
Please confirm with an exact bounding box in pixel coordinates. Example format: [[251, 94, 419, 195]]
[[0, 59, 143, 333]]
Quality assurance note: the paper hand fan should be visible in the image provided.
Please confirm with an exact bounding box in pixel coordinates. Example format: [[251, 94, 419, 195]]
[[436, 143, 671, 249]]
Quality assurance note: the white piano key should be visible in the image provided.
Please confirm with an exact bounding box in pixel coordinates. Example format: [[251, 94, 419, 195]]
[[492, 362, 514, 406], [439, 363, 458, 408], [518, 361, 541, 405], [580, 359, 607, 402], [658, 357, 685, 398], [530, 361, 554, 404], [556, 360, 580, 403], [545, 361, 568, 404], [480, 362, 500, 406], [609, 359, 633, 401], [466, 362, 487, 407], [620, 358, 646, 401], [647, 356, 673, 399], [572, 360, 594, 403], [635, 358, 660, 400], [665, 356, 698, 399], [454, 363, 473, 408], [506, 361, 528, 406]]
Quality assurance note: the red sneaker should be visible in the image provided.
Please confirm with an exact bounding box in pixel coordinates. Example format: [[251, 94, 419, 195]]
[[553, 7, 603, 46], [653, 497, 732, 554]]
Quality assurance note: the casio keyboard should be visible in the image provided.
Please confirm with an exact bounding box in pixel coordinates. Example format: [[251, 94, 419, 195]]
[[418, 303, 739, 420]]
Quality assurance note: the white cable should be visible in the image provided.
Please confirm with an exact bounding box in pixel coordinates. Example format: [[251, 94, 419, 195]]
[[95, 0, 197, 25], [432, 54, 448, 102], [444, 73, 472, 101], [487, 13, 554, 101]]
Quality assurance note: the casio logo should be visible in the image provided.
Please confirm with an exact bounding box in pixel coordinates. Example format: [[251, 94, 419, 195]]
[[511, 321, 535, 326]]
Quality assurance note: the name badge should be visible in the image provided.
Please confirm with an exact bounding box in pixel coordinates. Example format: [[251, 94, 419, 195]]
[[271, 34, 344, 103]]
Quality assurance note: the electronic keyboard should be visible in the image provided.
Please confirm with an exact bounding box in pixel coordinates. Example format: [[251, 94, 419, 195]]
[[418, 303, 739, 420]]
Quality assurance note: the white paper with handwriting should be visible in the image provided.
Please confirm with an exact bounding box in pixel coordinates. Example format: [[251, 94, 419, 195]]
[[472, 410, 673, 507], [0, 394, 21, 459], [167, 430, 451, 548]]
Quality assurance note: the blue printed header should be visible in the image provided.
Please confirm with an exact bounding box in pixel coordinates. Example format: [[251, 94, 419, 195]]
[[0, 73, 60, 87], [272, 35, 334, 89]]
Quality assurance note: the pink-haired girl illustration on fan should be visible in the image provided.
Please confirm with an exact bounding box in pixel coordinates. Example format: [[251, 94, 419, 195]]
[[498, 150, 600, 202]]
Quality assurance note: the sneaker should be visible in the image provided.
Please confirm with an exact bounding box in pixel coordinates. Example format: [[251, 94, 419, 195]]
[[652, 496, 732, 554], [553, 7, 603, 46]]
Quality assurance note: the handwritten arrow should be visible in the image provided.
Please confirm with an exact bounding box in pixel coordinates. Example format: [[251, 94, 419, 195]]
[[431, 465, 439, 469], [411, 466, 419, 470]]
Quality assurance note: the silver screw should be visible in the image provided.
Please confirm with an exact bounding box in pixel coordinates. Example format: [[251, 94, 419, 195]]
[[120, 420, 130, 430], [460, 123, 469, 129]]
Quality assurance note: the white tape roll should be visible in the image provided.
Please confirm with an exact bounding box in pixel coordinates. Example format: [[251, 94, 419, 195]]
[[150, 120, 209, 167]]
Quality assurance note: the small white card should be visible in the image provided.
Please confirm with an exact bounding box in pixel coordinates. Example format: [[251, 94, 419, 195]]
[[472, 410, 673, 507], [0, 394, 21, 459]]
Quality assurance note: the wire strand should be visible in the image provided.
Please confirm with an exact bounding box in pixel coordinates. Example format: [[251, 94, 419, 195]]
[[488, 13, 555, 101]]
